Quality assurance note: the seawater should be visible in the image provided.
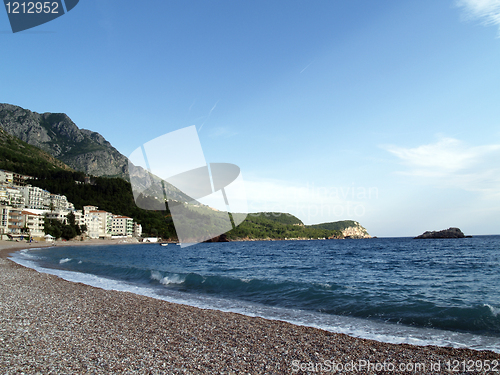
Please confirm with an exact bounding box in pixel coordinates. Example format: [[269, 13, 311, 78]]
[[10, 236, 500, 353]]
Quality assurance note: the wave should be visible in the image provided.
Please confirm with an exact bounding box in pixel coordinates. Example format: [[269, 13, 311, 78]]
[[484, 304, 500, 317], [150, 271, 186, 285], [140, 269, 500, 337], [59, 258, 72, 264]]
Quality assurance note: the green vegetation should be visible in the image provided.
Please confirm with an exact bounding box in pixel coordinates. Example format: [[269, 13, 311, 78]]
[[0, 128, 72, 175], [308, 220, 359, 231], [249, 212, 304, 225], [44, 212, 87, 240], [226, 212, 343, 240]]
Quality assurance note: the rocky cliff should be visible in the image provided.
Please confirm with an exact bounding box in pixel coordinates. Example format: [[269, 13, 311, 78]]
[[309, 220, 371, 239], [0, 103, 128, 177], [341, 221, 372, 239]]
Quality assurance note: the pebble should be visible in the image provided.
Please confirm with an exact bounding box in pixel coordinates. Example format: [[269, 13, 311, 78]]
[[1, 247, 499, 374]]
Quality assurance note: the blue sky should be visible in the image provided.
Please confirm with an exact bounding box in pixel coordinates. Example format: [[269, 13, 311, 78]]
[[2, 0, 500, 236]]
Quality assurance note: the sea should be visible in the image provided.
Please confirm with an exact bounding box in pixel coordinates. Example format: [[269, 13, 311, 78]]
[[9, 236, 500, 353]]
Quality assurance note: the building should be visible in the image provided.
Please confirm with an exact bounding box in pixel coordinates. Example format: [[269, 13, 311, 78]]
[[0, 187, 8, 205], [47, 193, 73, 211], [0, 170, 13, 184], [133, 222, 142, 237], [73, 210, 84, 227], [4, 187, 25, 208], [0, 170, 32, 186], [21, 210, 45, 239], [0, 205, 10, 239], [83, 206, 112, 238], [13, 172, 31, 186], [45, 210, 70, 224], [21, 185, 51, 210], [84, 210, 102, 239], [7, 207, 23, 235], [111, 215, 134, 237]]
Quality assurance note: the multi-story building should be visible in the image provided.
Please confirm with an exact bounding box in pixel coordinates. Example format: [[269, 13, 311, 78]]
[[111, 215, 134, 236], [0, 205, 10, 239], [0, 170, 13, 184], [47, 193, 73, 211], [83, 206, 112, 238], [45, 210, 70, 224], [84, 211, 102, 239], [7, 207, 23, 235], [5, 187, 25, 208], [0, 186, 8, 205], [13, 172, 30, 186], [133, 222, 142, 238], [0, 170, 32, 186], [73, 210, 84, 227], [21, 210, 45, 239], [21, 185, 51, 210]]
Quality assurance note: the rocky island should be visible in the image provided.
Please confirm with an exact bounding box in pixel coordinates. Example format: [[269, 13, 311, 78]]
[[414, 227, 471, 239]]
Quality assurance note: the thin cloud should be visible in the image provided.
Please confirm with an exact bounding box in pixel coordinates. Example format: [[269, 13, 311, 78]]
[[457, 0, 500, 34], [383, 137, 500, 196], [198, 100, 220, 132], [208, 126, 238, 139], [300, 60, 315, 74]]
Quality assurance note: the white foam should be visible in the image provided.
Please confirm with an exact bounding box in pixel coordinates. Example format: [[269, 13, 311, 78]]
[[484, 304, 500, 317], [9, 250, 500, 354], [150, 271, 185, 285], [59, 258, 72, 264]]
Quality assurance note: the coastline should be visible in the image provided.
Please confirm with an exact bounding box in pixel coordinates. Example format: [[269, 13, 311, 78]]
[[1, 241, 499, 374]]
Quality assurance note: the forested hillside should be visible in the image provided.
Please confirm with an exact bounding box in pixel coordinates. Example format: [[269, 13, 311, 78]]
[[0, 128, 73, 175]]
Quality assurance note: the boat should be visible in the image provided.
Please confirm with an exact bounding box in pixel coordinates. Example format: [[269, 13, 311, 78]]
[[160, 243, 168, 247]]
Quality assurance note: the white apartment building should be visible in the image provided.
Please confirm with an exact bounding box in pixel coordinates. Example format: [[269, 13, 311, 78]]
[[0, 187, 8, 205], [84, 210, 102, 238], [83, 206, 112, 238], [111, 215, 134, 236], [133, 222, 142, 237], [4, 187, 25, 208], [47, 193, 73, 211], [22, 210, 45, 239], [0, 205, 10, 239], [0, 170, 13, 184], [73, 210, 84, 227], [21, 185, 51, 210]]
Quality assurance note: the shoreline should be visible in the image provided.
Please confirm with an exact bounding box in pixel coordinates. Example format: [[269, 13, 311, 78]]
[[1, 241, 499, 374]]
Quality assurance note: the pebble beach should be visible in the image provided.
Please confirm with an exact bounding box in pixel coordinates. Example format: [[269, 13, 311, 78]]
[[1, 240, 499, 374]]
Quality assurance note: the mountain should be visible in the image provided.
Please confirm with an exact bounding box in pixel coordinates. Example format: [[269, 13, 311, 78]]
[[0, 103, 127, 177], [0, 103, 189, 202], [0, 127, 73, 175]]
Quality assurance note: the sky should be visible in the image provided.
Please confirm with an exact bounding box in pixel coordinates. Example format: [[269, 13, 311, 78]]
[[1, 0, 500, 237]]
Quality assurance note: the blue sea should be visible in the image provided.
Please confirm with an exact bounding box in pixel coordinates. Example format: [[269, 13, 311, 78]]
[[10, 236, 500, 353]]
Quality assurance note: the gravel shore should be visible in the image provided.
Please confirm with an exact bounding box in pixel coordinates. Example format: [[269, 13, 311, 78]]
[[1, 242, 499, 374]]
